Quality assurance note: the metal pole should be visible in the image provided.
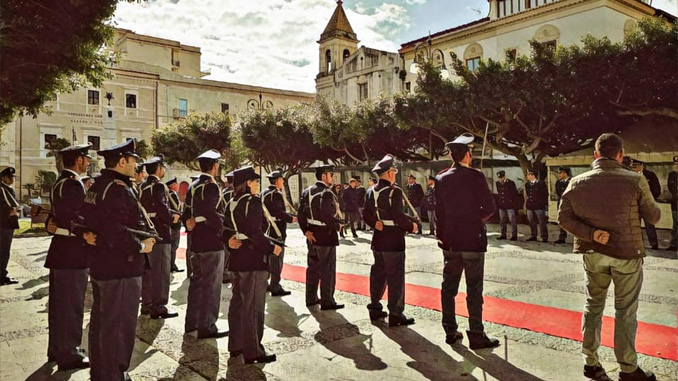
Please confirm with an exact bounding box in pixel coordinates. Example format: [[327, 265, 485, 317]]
[[480, 121, 490, 170]]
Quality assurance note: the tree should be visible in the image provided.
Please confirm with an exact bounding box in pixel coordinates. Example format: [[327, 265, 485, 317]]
[[45, 138, 71, 172], [35, 170, 57, 197], [136, 139, 151, 160], [152, 112, 235, 172], [0, 0, 118, 127]]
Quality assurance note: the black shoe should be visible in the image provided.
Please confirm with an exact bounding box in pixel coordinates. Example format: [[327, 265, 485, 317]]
[[369, 310, 388, 321], [510, 236, 518, 241], [526, 237, 538, 242], [554, 239, 566, 244], [58, 357, 90, 371], [170, 265, 184, 273], [389, 315, 415, 327], [618, 367, 656, 381], [222, 278, 231, 284], [542, 239, 548, 243], [445, 331, 463, 344], [320, 303, 345, 311], [140, 308, 151, 316], [271, 289, 292, 297], [466, 330, 500, 350], [151, 311, 179, 319], [650, 245, 659, 250], [306, 299, 321, 307], [666, 245, 677, 251], [229, 350, 243, 358], [353, 234, 358, 238], [583, 364, 607, 379], [245, 354, 276, 364], [198, 330, 229, 339], [0, 277, 18, 285], [496, 236, 507, 240]]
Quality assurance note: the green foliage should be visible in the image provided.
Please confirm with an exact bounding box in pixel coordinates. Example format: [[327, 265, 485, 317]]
[[152, 112, 234, 170], [136, 139, 151, 160], [0, 0, 118, 127], [35, 171, 57, 196]]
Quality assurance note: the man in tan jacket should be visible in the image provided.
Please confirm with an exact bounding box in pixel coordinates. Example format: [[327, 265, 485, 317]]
[[558, 133, 660, 381]]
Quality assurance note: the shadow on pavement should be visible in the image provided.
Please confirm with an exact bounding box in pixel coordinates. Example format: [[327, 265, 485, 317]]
[[451, 342, 545, 381], [378, 324, 478, 381], [170, 277, 190, 307], [25, 362, 80, 380], [173, 334, 220, 380], [19, 274, 49, 290], [311, 309, 387, 371], [265, 296, 309, 338]]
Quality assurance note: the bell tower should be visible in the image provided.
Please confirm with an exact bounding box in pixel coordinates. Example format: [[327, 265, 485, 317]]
[[317, 1, 359, 78]]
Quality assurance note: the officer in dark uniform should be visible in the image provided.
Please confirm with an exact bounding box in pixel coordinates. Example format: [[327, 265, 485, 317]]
[[182, 174, 201, 277], [224, 166, 282, 364], [525, 170, 549, 242], [496, 171, 519, 241], [554, 167, 571, 244], [221, 171, 234, 284], [139, 155, 180, 319], [261, 170, 296, 296], [0, 166, 20, 286], [166, 177, 184, 273], [184, 149, 228, 339], [669, 155, 678, 251], [436, 134, 499, 350], [131, 162, 147, 198], [45, 143, 93, 370], [298, 164, 344, 310], [356, 177, 366, 230], [630, 159, 662, 249], [81, 139, 157, 381], [363, 155, 417, 326]]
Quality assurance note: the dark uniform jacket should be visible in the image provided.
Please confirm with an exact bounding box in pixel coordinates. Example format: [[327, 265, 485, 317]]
[[422, 186, 435, 212], [342, 186, 361, 213], [435, 165, 496, 252], [406, 183, 424, 208], [0, 182, 19, 229], [496, 179, 519, 210], [261, 186, 294, 240], [356, 186, 366, 208], [46, 170, 89, 269], [669, 171, 678, 211], [185, 174, 225, 253], [168, 189, 182, 232], [81, 169, 147, 280], [642, 169, 661, 200], [139, 175, 173, 241], [363, 180, 414, 252], [555, 178, 570, 201], [224, 194, 275, 272], [298, 182, 341, 247], [525, 180, 548, 210]]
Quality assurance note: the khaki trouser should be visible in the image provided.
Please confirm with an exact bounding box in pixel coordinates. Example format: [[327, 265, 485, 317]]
[[582, 252, 643, 373]]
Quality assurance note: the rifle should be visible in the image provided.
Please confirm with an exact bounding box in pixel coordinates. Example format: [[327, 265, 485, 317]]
[[373, 206, 420, 234], [70, 222, 162, 243], [222, 226, 286, 248]]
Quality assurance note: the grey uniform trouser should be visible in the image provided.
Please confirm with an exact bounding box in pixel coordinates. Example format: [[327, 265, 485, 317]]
[[582, 252, 643, 373], [186, 234, 193, 277], [306, 244, 337, 307], [170, 228, 181, 267], [367, 251, 406, 317], [527, 209, 548, 240], [141, 243, 171, 315], [185, 250, 224, 336], [441, 251, 486, 334], [48, 268, 89, 365], [228, 270, 268, 360], [268, 246, 285, 291], [0, 228, 14, 279], [222, 247, 231, 282], [89, 276, 141, 381]]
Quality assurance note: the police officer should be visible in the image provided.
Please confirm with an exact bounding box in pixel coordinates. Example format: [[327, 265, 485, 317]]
[[436, 134, 499, 349], [630, 159, 661, 250], [81, 139, 156, 381], [363, 155, 417, 326], [525, 170, 549, 242], [0, 166, 20, 286], [298, 164, 344, 310], [554, 167, 571, 244], [131, 162, 147, 199], [225, 166, 282, 364], [669, 155, 678, 251], [262, 170, 296, 296], [355, 177, 366, 230], [139, 155, 180, 319], [166, 177, 184, 273], [184, 150, 228, 338], [496, 171, 519, 241], [45, 143, 94, 370], [182, 174, 201, 277], [221, 171, 234, 284]]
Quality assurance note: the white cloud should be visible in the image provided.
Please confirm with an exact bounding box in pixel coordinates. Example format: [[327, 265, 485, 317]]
[[653, 0, 677, 15], [113, 0, 413, 93], [404, 0, 427, 4]]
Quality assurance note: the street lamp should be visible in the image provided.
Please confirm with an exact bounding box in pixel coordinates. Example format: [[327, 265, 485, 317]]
[[409, 33, 450, 80], [248, 91, 273, 111]]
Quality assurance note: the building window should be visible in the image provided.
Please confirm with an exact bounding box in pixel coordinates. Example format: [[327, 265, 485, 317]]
[[405, 82, 411, 92], [87, 136, 101, 151], [466, 57, 481, 71], [358, 83, 368, 101], [45, 134, 57, 146], [87, 90, 100, 105], [221, 103, 229, 114], [343, 49, 350, 62], [505, 49, 517, 63], [525, 0, 532, 9], [126, 94, 137, 108], [178, 99, 188, 117], [171, 49, 180, 67], [325, 49, 332, 72]]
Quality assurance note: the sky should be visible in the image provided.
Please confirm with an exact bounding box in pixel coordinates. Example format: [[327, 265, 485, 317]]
[[113, 0, 677, 94]]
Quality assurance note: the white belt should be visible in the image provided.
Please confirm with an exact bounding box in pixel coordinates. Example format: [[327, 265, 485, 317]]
[[307, 219, 326, 226], [147, 213, 157, 217], [380, 220, 395, 226], [54, 227, 75, 237], [234, 233, 249, 240], [194, 216, 207, 223]]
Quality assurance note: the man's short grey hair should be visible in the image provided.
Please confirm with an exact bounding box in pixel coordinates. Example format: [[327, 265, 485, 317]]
[[595, 133, 623, 159]]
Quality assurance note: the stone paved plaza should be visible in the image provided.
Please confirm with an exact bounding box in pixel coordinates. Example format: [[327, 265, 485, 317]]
[[1, 223, 676, 381]]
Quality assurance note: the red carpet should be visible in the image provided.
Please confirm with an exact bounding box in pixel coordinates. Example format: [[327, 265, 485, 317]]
[[176, 248, 676, 361]]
